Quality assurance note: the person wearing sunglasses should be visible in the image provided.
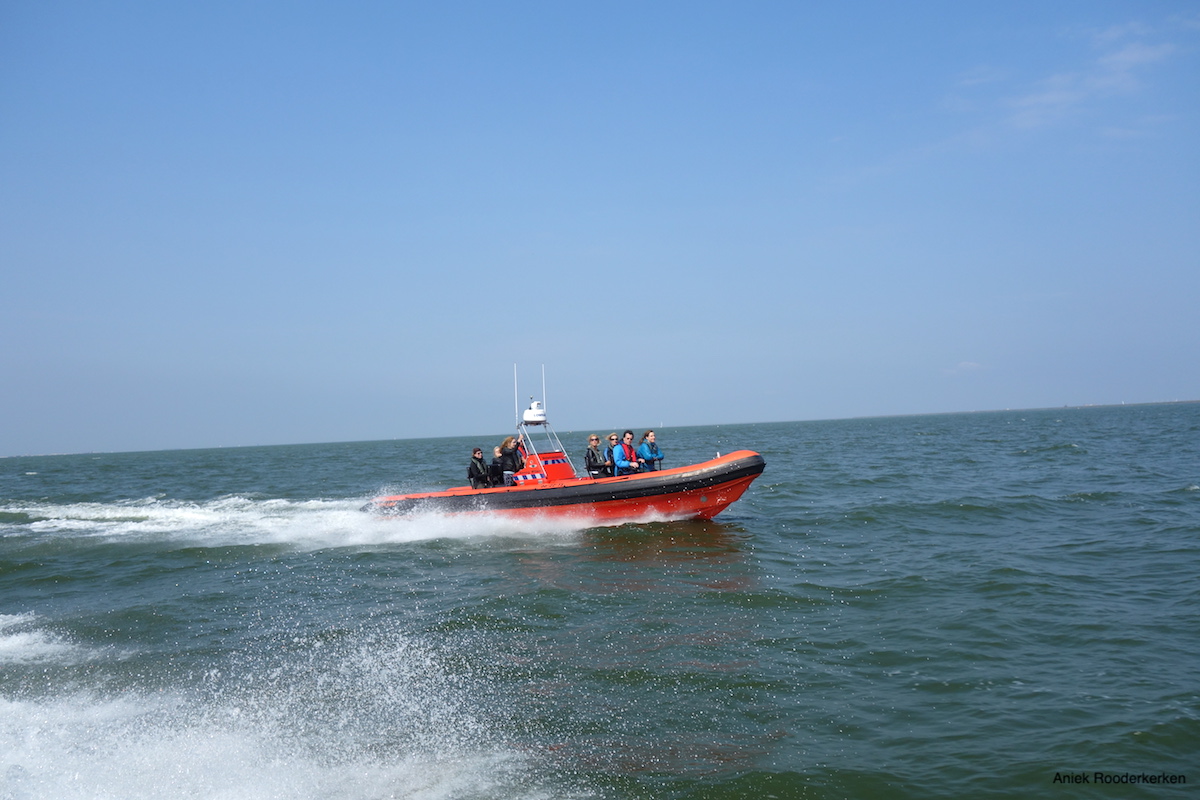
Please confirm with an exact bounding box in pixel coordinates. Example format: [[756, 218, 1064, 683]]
[[584, 435, 608, 479], [612, 430, 641, 476], [603, 433, 619, 477], [467, 447, 492, 488]]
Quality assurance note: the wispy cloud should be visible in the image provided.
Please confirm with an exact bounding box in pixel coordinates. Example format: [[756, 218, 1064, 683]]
[[1087, 22, 1152, 47], [1170, 12, 1200, 33], [1005, 25, 1177, 129]]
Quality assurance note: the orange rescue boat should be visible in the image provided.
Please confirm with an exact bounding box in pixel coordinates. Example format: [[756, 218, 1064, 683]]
[[365, 399, 765, 523]]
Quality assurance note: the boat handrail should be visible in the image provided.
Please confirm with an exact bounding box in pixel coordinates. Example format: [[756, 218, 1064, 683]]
[[517, 402, 578, 477]]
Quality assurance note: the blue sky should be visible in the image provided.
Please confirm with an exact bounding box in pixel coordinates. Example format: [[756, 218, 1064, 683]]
[[2, 2, 1198, 456]]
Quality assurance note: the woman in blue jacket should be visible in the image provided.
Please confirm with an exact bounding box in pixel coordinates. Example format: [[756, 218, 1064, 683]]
[[636, 430, 664, 471]]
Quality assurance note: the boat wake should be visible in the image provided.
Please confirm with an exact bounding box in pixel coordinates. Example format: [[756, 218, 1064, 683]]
[[0, 495, 604, 550]]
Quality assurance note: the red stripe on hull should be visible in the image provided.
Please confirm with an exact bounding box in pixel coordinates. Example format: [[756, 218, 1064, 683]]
[[467, 472, 759, 523]]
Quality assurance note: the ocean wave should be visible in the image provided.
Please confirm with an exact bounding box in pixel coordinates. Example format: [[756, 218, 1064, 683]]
[[0, 613, 97, 666], [0, 693, 536, 800], [0, 623, 578, 800]]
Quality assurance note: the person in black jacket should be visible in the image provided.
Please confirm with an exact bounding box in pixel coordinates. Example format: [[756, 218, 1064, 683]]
[[497, 436, 525, 484], [584, 435, 608, 479], [467, 448, 491, 488]]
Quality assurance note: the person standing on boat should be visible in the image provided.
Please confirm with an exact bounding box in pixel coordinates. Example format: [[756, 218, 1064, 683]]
[[584, 435, 609, 479], [613, 430, 641, 476], [498, 436, 525, 484], [467, 448, 492, 488], [637, 430, 664, 471]]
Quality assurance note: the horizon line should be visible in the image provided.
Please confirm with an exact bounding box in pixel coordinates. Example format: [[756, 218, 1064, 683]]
[[4, 399, 1197, 460]]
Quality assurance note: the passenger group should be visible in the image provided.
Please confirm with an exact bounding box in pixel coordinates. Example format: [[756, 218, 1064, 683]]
[[469, 428, 664, 487], [585, 429, 664, 477], [466, 435, 527, 488]]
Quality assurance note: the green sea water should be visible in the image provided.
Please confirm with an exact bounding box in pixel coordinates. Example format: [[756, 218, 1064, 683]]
[[2, 404, 1197, 799]]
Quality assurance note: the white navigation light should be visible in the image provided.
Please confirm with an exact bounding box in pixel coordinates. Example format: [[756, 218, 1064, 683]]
[[523, 400, 547, 424]]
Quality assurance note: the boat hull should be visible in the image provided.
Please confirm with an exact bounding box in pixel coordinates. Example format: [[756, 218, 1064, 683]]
[[366, 450, 765, 522]]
